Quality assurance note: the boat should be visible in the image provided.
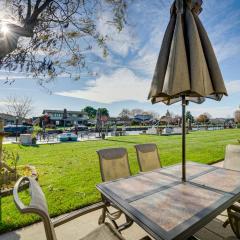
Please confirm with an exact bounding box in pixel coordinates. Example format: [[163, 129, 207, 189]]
[[58, 132, 78, 142]]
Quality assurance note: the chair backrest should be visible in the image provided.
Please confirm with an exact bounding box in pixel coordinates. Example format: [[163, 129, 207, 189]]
[[97, 148, 131, 181], [224, 144, 240, 171], [13, 177, 57, 240], [135, 143, 161, 172]]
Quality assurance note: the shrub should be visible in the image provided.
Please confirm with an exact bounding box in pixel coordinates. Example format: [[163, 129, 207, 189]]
[[0, 149, 19, 189]]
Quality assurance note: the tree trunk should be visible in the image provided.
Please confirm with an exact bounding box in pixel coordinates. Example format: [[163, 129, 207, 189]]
[[0, 24, 34, 59]]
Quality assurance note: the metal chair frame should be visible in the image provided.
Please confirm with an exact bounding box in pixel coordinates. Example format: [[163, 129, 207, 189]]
[[134, 143, 161, 172], [13, 177, 127, 240], [97, 148, 133, 232]]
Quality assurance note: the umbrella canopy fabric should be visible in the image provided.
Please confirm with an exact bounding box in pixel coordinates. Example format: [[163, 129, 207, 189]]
[[148, 0, 228, 105]]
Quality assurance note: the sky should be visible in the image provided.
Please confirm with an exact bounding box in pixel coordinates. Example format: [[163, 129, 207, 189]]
[[0, 0, 240, 118]]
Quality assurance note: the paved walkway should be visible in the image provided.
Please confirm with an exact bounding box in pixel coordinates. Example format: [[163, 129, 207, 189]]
[[1, 161, 238, 240], [0, 209, 149, 240]]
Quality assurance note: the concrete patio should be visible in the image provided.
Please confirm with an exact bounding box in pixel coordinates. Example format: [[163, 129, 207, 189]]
[[0, 207, 237, 240]]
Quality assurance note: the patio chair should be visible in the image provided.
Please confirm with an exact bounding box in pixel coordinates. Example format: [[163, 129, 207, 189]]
[[14, 176, 148, 240], [97, 148, 133, 231], [134, 143, 161, 172], [222, 144, 240, 237], [223, 204, 240, 238], [223, 144, 240, 171], [97, 148, 131, 182]]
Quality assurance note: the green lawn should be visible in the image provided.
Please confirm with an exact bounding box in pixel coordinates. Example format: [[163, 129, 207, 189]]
[[1, 129, 240, 233]]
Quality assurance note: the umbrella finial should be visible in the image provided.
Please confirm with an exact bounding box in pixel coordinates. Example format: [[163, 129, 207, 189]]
[[171, 0, 202, 15], [191, 0, 203, 14], [181, 0, 203, 14], [175, 0, 184, 14]]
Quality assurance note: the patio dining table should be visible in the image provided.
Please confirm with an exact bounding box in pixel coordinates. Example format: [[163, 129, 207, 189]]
[[96, 162, 240, 240]]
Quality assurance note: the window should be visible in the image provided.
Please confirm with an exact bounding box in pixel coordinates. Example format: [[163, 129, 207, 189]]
[[53, 113, 62, 117]]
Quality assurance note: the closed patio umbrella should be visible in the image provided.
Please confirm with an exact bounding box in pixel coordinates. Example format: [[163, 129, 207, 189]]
[[148, 0, 228, 181]]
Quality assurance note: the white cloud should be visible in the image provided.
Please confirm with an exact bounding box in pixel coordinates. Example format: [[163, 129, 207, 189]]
[[202, 0, 240, 62], [128, 0, 240, 79], [0, 75, 29, 81], [213, 37, 240, 63], [96, 11, 137, 57], [189, 106, 236, 118], [55, 68, 149, 103], [226, 80, 240, 94], [127, 1, 169, 77], [129, 52, 157, 77], [129, 24, 165, 76]]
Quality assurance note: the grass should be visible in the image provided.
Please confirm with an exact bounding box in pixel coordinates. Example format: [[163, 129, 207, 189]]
[[1, 129, 240, 233]]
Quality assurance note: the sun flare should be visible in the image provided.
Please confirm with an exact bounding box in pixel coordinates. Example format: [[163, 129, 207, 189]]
[[1, 23, 9, 35]]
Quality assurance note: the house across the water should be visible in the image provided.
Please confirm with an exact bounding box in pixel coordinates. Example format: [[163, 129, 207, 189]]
[[42, 109, 89, 127]]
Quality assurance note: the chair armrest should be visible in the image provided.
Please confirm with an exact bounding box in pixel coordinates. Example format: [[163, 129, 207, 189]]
[[13, 176, 30, 213], [13, 176, 49, 219]]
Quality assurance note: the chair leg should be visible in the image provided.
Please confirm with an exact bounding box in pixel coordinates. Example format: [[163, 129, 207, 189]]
[[223, 219, 230, 228], [227, 207, 240, 238], [98, 206, 120, 229], [118, 216, 133, 232], [98, 207, 106, 225], [98, 203, 134, 232]]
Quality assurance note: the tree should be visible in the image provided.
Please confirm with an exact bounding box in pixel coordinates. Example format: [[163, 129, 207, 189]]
[[203, 112, 212, 120], [131, 109, 144, 116], [197, 114, 209, 124], [97, 108, 109, 117], [235, 108, 240, 123], [83, 106, 97, 119], [186, 111, 194, 123], [95, 107, 109, 134], [186, 111, 194, 130], [5, 96, 33, 121], [0, 0, 128, 82], [119, 108, 131, 119]]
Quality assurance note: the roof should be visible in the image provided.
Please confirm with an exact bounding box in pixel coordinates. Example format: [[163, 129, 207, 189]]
[[134, 114, 153, 121], [42, 109, 86, 114], [0, 113, 26, 120], [0, 113, 16, 119]]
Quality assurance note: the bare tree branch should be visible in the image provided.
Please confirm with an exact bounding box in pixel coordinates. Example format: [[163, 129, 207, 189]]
[[0, 0, 129, 82], [5, 96, 33, 121], [26, 0, 32, 19]]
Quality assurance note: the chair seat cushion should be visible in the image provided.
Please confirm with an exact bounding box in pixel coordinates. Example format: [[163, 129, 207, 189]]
[[79, 223, 125, 240]]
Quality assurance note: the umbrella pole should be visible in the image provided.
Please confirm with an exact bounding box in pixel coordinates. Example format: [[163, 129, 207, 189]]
[[182, 96, 186, 182]]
